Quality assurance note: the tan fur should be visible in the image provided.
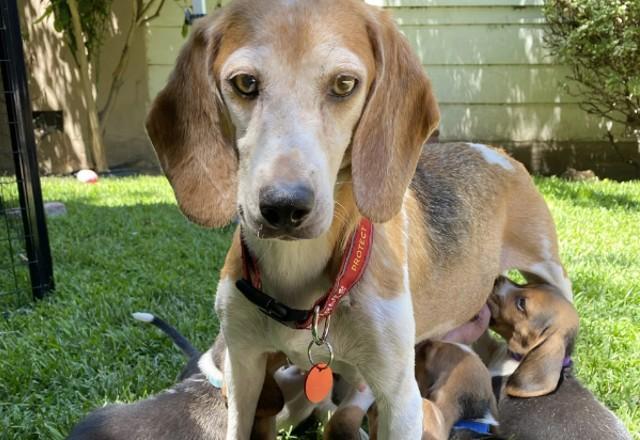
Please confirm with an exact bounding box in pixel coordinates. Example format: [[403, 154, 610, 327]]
[[146, 13, 238, 228], [420, 400, 448, 440], [350, 9, 440, 222], [414, 341, 497, 436], [220, 230, 243, 281], [488, 278, 579, 397], [368, 399, 453, 440], [323, 406, 367, 440]]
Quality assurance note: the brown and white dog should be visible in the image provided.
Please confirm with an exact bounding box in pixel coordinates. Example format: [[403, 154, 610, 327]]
[[483, 278, 632, 440], [145, 1, 571, 438]]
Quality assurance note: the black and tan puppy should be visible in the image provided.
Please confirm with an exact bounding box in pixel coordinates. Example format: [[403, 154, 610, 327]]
[[485, 278, 632, 440], [326, 340, 498, 440], [68, 314, 284, 440]]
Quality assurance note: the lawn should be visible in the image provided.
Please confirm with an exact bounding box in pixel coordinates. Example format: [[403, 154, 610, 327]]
[[0, 175, 638, 439]]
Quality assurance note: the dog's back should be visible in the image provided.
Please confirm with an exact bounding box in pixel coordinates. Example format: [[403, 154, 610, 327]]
[[494, 370, 632, 440], [68, 374, 226, 440]]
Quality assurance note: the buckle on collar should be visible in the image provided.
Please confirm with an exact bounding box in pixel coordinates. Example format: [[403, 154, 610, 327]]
[[235, 278, 310, 327]]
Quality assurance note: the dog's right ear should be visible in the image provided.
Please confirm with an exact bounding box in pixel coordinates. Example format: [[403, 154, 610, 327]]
[[145, 13, 237, 228]]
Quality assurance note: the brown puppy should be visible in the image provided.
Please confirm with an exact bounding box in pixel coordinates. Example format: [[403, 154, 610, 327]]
[[327, 341, 497, 440], [414, 341, 498, 438], [69, 330, 285, 440], [488, 277, 579, 398], [485, 277, 632, 440]]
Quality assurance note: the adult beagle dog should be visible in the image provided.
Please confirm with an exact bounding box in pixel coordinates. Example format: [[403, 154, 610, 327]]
[[145, 1, 571, 438]]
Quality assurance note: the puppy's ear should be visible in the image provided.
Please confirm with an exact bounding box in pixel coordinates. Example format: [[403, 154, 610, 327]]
[[351, 9, 440, 222], [145, 13, 237, 228], [506, 330, 575, 398]]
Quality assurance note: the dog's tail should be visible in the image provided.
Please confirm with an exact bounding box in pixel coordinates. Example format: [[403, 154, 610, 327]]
[[132, 312, 199, 359]]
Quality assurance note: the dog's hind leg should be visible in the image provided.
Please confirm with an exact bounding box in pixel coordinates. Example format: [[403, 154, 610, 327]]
[[501, 177, 573, 302]]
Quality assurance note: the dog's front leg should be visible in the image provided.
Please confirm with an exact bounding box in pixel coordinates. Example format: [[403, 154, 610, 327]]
[[355, 295, 423, 439], [225, 347, 268, 440], [365, 360, 423, 440]]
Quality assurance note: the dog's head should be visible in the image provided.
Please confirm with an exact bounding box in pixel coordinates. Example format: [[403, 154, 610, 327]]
[[146, 0, 439, 238], [488, 277, 579, 397]]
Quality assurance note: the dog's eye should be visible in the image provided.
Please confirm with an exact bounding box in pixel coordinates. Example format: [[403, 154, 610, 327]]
[[330, 75, 358, 98], [516, 296, 527, 313], [230, 74, 259, 99]]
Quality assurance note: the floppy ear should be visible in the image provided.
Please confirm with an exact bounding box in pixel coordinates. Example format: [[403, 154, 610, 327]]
[[506, 331, 571, 398], [351, 9, 440, 222], [145, 14, 237, 228]]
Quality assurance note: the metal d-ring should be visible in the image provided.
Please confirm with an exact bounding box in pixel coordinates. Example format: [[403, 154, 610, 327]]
[[307, 339, 334, 369], [311, 305, 331, 345]]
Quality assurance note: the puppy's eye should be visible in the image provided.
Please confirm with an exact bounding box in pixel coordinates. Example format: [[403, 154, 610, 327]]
[[230, 74, 259, 99], [516, 296, 527, 313], [330, 75, 358, 98]]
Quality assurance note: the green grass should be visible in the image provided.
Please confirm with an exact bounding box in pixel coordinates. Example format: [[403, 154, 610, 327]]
[[0, 176, 638, 439]]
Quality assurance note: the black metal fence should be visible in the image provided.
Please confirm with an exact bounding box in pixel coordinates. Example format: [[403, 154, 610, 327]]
[[0, 0, 53, 311]]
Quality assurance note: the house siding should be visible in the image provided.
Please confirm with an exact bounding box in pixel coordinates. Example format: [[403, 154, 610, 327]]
[[142, 0, 637, 178], [146, 0, 605, 143]]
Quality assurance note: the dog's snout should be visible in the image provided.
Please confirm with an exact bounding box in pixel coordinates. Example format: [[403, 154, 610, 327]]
[[259, 183, 315, 230]]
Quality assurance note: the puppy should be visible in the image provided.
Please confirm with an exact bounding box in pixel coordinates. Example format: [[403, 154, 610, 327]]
[[327, 340, 497, 440], [414, 341, 498, 439], [485, 278, 632, 440], [68, 314, 284, 440]]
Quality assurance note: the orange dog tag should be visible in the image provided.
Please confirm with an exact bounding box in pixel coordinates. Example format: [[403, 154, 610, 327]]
[[304, 363, 333, 403]]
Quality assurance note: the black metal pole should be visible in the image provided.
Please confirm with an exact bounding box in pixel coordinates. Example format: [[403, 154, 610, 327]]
[[0, 0, 54, 299]]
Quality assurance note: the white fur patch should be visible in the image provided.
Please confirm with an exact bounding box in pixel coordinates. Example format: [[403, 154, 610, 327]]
[[451, 342, 477, 356], [487, 344, 520, 377], [473, 411, 499, 427], [198, 347, 224, 389], [467, 143, 514, 171], [132, 312, 154, 323], [343, 385, 376, 413], [528, 261, 573, 302]]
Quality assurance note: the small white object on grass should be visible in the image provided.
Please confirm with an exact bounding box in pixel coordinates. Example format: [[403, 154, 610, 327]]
[[132, 312, 155, 323], [76, 169, 98, 183]]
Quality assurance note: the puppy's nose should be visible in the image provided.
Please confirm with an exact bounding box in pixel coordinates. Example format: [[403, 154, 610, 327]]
[[259, 183, 315, 229]]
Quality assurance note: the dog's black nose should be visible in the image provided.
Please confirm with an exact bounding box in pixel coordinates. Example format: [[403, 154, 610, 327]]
[[259, 183, 315, 230]]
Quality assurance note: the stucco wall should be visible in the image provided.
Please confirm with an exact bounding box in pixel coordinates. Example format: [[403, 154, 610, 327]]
[[20, 0, 156, 173]]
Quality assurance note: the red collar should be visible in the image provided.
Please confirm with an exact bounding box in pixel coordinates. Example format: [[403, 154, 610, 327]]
[[237, 218, 374, 329]]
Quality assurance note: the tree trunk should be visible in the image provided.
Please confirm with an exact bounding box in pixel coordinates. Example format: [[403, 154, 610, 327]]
[[68, 0, 108, 172], [98, 3, 138, 130]]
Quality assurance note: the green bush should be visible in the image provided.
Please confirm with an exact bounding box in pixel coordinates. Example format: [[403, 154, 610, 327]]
[[543, 0, 640, 146]]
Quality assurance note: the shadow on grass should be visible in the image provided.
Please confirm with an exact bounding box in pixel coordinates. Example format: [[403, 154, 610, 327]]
[[539, 179, 640, 211]]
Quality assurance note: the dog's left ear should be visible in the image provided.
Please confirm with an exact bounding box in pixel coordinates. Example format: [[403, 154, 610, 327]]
[[351, 8, 440, 223], [506, 330, 575, 398]]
